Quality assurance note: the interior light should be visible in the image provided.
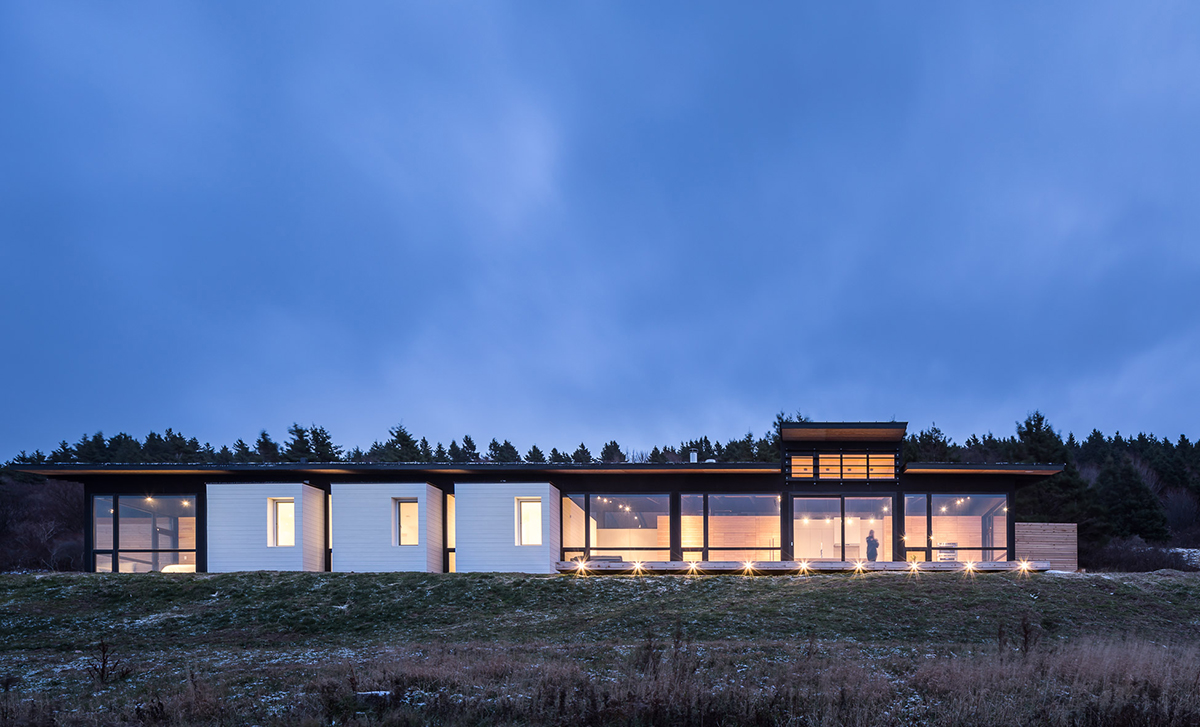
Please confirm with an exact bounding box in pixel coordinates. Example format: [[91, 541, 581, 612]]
[[145, 497, 153, 502], [882, 506, 889, 512], [940, 506, 947, 513]]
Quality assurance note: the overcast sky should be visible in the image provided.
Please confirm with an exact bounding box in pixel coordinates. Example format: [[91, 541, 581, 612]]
[[2, 3, 1199, 460]]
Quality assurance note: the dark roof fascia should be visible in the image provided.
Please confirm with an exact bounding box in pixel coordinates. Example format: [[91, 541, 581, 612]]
[[13, 462, 782, 478], [780, 421, 909, 430], [902, 462, 1064, 476]]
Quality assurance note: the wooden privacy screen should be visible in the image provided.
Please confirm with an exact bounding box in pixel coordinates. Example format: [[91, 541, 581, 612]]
[[1015, 522, 1077, 571]]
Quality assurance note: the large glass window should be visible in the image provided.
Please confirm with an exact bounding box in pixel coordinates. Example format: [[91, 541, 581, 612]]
[[904, 495, 928, 561], [793, 498, 842, 561], [931, 494, 1008, 561], [93, 495, 197, 573], [707, 494, 781, 561], [681, 494, 704, 560], [845, 497, 891, 562], [588, 494, 669, 562]]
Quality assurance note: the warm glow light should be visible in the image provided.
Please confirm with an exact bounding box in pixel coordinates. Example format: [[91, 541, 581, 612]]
[[940, 506, 947, 513], [798, 561, 810, 573], [909, 560, 921, 572], [1018, 560, 1031, 572], [868, 517, 874, 523], [964, 561, 976, 572], [145, 497, 153, 502], [825, 517, 832, 523], [802, 517, 809, 524], [882, 506, 889, 512], [632, 561, 644, 572], [853, 560, 866, 573], [182, 501, 190, 507], [743, 560, 755, 572]]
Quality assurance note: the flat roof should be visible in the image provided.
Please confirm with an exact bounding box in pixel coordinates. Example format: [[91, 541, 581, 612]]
[[12, 462, 782, 478], [903, 462, 1064, 476], [780, 422, 908, 442]]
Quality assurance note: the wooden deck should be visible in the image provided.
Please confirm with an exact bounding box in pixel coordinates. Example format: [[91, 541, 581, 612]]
[[554, 559, 1052, 574]]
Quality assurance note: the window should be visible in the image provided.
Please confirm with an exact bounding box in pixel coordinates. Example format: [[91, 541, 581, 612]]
[[92, 495, 197, 572], [517, 498, 542, 546], [586, 494, 669, 561], [269, 498, 295, 547], [395, 499, 419, 546]]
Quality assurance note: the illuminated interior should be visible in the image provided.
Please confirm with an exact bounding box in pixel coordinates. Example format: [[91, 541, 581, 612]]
[[93, 494, 197, 573]]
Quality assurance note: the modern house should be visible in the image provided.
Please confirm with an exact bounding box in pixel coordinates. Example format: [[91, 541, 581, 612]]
[[17, 422, 1074, 574]]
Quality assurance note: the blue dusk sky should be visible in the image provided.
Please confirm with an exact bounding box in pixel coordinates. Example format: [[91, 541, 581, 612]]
[[2, 3, 1199, 460]]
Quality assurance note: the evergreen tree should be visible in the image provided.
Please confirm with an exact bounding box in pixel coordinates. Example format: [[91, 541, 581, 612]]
[[571, 443, 593, 464], [74, 432, 108, 464], [215, 445, 234, 465], [461, 435, 479, 462], [525, 444, 546, 463], [282, 424, 314, 462], [680, 437, 716, 462], [368, 424, 422, 462], [549, 447, 571, 464], [232, 439, 256, 464], [418, 437, 434, 463], [345, 446, 367, 463], [448, 440, 466, 463], [720, 433, 756, 462], [1095, 455, 1170, 542], [487, 439, 521, 463], [902, 424, 959, 464], [599, 441, 626, 463], [310, 426, 343, 462], [434, 442, 448, 462], [255, 431, 281, 463], [48, 441, 74, 463], [648, 446, 666, 464], [142, 432, 169, 462], [107, 433, 143, 464], [9, 450, 48, 465]]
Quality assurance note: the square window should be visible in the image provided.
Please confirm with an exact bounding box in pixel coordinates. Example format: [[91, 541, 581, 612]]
[[395, 499, 419, 546], [269, 498, 295, 547], [516, 498, 542, 546]]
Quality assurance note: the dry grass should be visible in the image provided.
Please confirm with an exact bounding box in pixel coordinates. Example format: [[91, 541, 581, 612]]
[[2, 571, 1200, 725]]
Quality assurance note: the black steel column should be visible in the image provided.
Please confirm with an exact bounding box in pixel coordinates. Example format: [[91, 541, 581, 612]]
[[781, 491, 793, 561], [669, 492, 682, 561]]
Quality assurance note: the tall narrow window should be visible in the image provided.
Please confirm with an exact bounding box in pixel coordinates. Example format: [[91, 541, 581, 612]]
[[395, 499, 419, 545], [269, 498, 295, 547], [517, 498, 542, 546]]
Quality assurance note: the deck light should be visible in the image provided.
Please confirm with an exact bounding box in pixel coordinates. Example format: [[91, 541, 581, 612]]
[[798, 561, 810, 574], [743, 560, 755, 573], [632, 561, 644, 574], [853, 560, 866, 573], [909, 560, 921, 572], [963, 561, 976, 573], [1018, 560, 1031, 572]]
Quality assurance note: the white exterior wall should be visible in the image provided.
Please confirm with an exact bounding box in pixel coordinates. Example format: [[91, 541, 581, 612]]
[[455, 482, 560, 574], [331, 483, 443, 572], [206, 483, 326, 572]]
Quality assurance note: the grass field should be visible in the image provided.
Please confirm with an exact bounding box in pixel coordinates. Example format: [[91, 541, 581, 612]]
[[2, 570, 1200, 725]]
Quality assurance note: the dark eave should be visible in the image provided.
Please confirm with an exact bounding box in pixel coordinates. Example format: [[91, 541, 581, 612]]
[[902, 462, 1064, 476], [12, 462, 781, 478], [780, 422, 908, 442]]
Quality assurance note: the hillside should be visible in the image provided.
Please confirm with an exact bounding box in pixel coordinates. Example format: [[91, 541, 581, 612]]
[[2, 571, 1200, 725]]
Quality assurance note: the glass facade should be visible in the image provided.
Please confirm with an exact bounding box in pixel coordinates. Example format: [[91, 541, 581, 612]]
[[94, 495, 197, 572], [845, 496, 892, 562], [793, 497, 842, 561], [588, 494, 669, 562], [930, 494, 1008, 561], [707, 494, 781, 561]]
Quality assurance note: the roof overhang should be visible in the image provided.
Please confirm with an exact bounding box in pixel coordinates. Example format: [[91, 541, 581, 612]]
[[902, 462, 1064, 477], [780, 422, 907, 442], [12, 462, 781, 478]]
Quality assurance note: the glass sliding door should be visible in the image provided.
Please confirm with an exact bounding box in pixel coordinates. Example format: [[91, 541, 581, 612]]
[[930, 494, 1008, 562], [588, 494, 670, 562], [845, 497, 892, 563], [793, 497, 842, 561]]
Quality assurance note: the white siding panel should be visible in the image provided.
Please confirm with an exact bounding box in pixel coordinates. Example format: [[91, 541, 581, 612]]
[[301, 484, 326, 571], [425, 486, 444, 573], [331, 483, 442, 572], [207, 483, 325, 572], [455, 483, 560, 574]]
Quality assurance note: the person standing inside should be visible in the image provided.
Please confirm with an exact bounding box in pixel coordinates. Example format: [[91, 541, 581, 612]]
[[866, 529, 879, 562]]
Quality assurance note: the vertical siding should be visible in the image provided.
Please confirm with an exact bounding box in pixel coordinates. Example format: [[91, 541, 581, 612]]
[[207, 483, 325, 572], [301, 485, 326, 571], [425, 485, 444, 573], [455, 483, 560, 574], [331, 483, 442, 572]]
